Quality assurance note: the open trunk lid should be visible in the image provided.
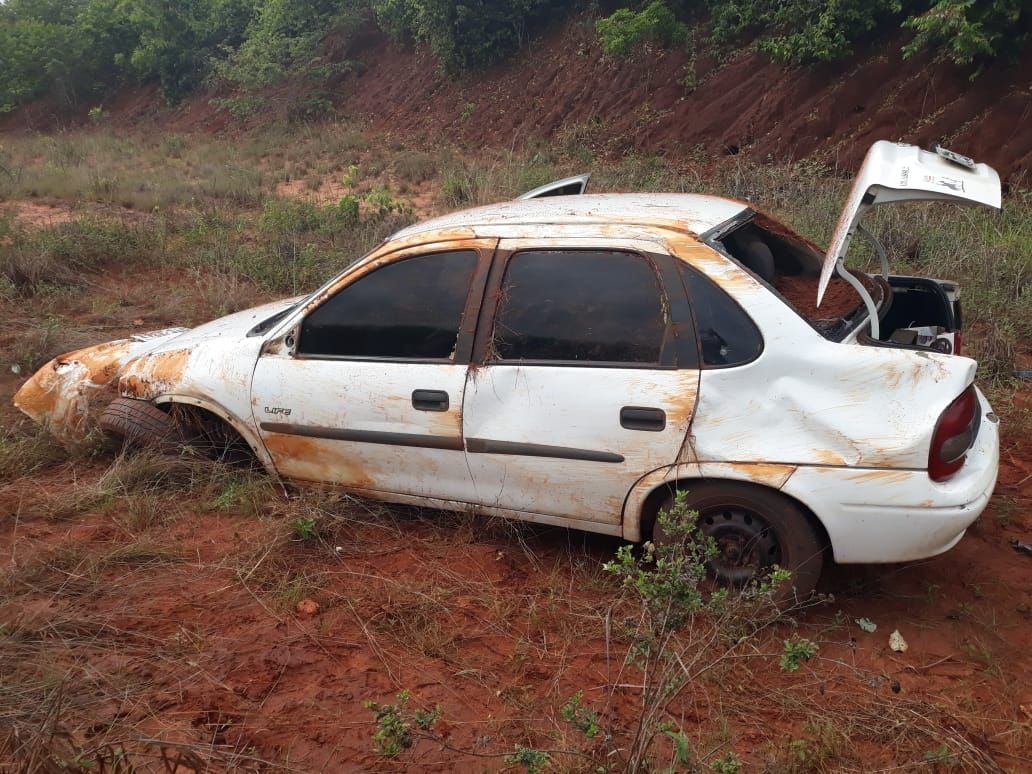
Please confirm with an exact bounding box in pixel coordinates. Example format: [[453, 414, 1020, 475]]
[[818, 142, 1002, 307]]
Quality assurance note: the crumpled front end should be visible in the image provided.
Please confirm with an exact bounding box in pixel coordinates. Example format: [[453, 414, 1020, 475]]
[[13, 329, 188, 438]]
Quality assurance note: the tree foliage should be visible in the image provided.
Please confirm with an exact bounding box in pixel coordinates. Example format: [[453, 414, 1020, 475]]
[[595, 0, 689, 57], [0, 0, 1026, 113]]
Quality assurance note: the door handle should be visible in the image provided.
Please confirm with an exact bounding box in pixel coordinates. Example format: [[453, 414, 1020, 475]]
[[620, 406, 666, 432], [412, 389, 449, 412]]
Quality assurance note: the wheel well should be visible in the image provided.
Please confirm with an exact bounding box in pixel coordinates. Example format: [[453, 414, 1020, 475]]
[[639, 478, 831, 550], [163, 403, 260, 466]]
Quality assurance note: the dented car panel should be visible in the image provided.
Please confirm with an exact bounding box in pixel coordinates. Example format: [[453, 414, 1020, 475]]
[[14, 334, 183, 436], [780, 388, 999, 563], [13, 170, 1001, 581]]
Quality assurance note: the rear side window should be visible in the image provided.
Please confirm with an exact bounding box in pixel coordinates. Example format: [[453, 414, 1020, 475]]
[[299, 250, 477, 359], [679, 265, 763, 367], [492, 250, 666, 364]]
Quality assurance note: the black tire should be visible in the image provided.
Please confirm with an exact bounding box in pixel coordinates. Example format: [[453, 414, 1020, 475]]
[[100, 398, 184, 452], [653, 481, 826, 603]]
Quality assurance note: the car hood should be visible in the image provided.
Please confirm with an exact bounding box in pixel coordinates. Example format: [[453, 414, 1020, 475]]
[[138, 296, 302, 355], [818, 141, 1001, 307]]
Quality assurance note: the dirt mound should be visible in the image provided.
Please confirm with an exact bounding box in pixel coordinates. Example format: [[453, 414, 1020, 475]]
[[338, 20, 1032, 180]]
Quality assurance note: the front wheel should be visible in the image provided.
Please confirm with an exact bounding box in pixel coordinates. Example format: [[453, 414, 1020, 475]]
[[652, 482, 826, 602]]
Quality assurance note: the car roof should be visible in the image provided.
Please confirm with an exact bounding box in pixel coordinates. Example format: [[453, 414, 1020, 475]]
[[391, 193, 749, 240]]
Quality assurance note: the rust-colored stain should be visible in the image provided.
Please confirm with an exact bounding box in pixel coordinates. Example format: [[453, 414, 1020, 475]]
[[716, 462, 796, 487], [840, 469, 916, 485], [262, 433, 378, 490], [120, 349, 191, 398], [811, 448, 849, 466], [13, 340, 136, 435]]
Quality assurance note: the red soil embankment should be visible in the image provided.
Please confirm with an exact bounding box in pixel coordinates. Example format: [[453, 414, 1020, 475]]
[[338, 20, 1032, 179], [3, 18, 1030, 180]]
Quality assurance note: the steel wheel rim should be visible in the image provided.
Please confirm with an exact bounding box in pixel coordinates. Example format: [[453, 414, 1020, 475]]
[[698, 505, 781, 585]]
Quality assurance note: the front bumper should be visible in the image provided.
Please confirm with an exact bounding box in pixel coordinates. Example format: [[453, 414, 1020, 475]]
[[780, 387, 1000, 564]]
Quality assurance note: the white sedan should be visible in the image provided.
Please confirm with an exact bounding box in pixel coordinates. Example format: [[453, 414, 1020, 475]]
[[15, 142, 1001, 598]]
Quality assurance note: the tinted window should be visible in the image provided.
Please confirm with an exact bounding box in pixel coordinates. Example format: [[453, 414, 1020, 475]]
[[493, 251, 665, 363], [679, 265, 763, 367], [299, 250, 476, 359]]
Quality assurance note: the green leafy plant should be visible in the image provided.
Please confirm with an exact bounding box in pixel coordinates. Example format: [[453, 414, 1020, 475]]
[[902, 0, 1026, 68], [291, 516, 318, 541], [365, 690, 440, 757], [503, 746, 551, 773], [601, 490, 794, 771], [595, 1, 687, 57], [780, 635, 819, 672], [560, 691, 602, 739], [711, 751, 742, 773]]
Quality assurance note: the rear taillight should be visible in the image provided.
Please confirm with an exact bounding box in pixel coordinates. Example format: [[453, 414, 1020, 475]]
[[953, 330, 962, 356], [928, 385, 980, 481]]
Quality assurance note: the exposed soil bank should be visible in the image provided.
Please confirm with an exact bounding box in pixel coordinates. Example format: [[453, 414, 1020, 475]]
[[4, 18, 1030, 181], [337, 20, 1032, 180]]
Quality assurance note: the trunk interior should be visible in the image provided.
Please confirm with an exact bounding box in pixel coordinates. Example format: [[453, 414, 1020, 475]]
[[713, 215, 960, 352]]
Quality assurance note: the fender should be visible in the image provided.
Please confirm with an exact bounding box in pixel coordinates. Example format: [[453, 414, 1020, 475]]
[[621, 461, 798, 541], [152, 394, 275, 471]]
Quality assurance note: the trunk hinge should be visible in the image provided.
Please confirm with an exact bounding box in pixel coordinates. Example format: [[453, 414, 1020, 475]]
[[857, 223, 889, 281], [835, 260, 880, 340]]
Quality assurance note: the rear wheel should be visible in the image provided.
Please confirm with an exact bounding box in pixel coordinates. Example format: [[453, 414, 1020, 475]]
[[653, 482, 825, 602]]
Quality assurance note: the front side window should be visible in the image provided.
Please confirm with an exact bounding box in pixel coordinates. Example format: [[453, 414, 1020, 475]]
[[679, 264, 763, 367], [299, 250, 477, 359], [492, 250, 666, 364]]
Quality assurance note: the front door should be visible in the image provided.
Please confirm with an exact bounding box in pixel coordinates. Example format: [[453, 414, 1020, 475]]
[[251, 246, 489, 502], [461, 243, 700, 528]]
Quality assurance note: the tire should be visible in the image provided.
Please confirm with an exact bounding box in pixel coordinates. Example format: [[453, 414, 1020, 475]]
[[100, 398, 184, 452], [652, 481, 826, 603]]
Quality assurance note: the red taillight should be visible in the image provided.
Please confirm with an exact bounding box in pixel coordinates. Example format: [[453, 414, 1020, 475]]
[[953, 331, 962, 356], [928, 386, 979, 482]]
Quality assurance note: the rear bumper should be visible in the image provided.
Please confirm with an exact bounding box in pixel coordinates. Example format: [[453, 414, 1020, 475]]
[[781, 387, 999, 564]]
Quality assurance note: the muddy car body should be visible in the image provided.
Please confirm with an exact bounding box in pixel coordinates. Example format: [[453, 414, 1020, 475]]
[[15, 142, 1001, 597]]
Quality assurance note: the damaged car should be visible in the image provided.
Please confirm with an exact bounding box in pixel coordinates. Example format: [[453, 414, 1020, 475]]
[[14, 141, 1001, 599]]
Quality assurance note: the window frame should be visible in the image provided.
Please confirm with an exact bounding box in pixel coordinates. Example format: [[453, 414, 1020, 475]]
[[474, 247, 696, 370], [675, 259, 765, 370], [293, 246, 492, 365]]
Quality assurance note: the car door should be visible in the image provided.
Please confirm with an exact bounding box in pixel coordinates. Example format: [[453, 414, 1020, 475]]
[[461, 241, 701, 529], [250, 243, 492, 502]]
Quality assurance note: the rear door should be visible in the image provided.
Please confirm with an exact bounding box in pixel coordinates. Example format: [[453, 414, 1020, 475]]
[[461, 241, 700, 528]]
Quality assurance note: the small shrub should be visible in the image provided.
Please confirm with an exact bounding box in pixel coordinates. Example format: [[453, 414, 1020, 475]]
[[602, 490, 793, 770], [289, 95, 334, 124], [291, 516, 319, 541], [441, 174, 473, 205], [365, 690, 440, 758], [503, 746, 551, 773], [596, 1, 687, 57], [780, 635, 819, 672], [560, 691, 602, 739], [162, 134, 188, 158], [712, 751, 742, 773]]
